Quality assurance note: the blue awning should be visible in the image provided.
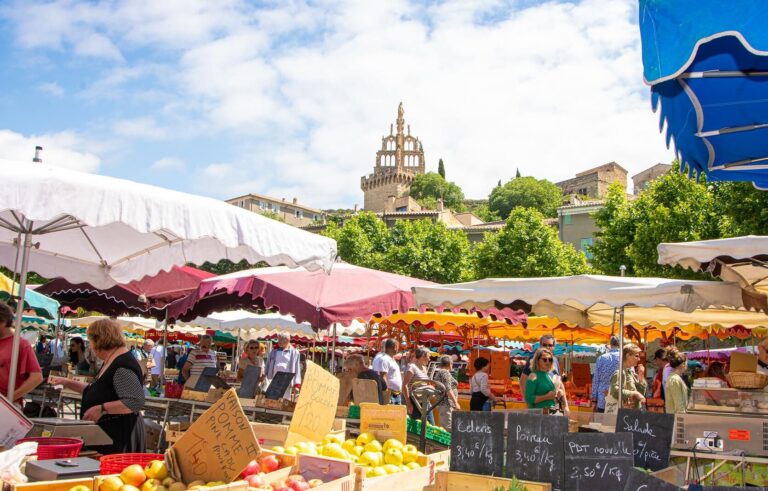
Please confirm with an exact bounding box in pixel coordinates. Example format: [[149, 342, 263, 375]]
[[639, 0, 768, 186]]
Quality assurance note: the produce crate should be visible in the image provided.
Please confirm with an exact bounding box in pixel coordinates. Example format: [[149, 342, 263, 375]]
[[264, 454, 355, 491], [348, 405, 361, 419], [164, 421, 192, 443], [433, 470, 552, 491], [10, 477, 94, 491], [355, 462, 434, 491], [252, 420, 347, 449], [94, 476, 248, 490], [417, 449, 450, 471], [180, 388, 209, 402]]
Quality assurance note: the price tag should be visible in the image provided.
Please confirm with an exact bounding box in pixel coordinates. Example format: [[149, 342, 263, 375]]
[[360, 403, 407, 443], [728, 429, 750, 441], [285, 361, 340, 447]]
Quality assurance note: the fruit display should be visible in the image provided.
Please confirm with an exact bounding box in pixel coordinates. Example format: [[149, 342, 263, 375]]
[[270, 432, 425, 477], [245, 473, 324, 490], [85, 460, 226, 491]]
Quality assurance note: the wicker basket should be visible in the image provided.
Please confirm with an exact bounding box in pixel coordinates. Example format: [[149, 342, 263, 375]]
[[726, 371, 768, 389]]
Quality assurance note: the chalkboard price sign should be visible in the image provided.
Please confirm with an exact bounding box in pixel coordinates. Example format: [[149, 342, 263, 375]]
[[506, 412, 568, 491], [563, 433, 634, 491], [449, 411, 505, 476], [192, 367, 220, 392], [615, 409, 675, 471], [623, 468, 679, 491], [238, 365, 262, 399], [264, 371, 295, 400]]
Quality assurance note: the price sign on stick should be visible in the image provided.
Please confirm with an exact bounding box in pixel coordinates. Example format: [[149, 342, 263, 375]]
[[506, 412, 568, 491], [285, 361, 340, 447], [615, 409, 675, 472], [563, 433, 634, 491], [449, 411, 505, 476], [170, 388, 261, 484], [360, 403, 407, 443]]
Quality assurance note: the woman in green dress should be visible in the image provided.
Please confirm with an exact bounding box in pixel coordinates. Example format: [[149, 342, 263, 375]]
[[525, 348, 563, 413], [609, 343, 647, 410]]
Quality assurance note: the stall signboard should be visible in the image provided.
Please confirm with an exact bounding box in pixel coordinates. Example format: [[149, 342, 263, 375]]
[[192, 366, 222, 392], [238, 365, 262, 399], [0, 393, 32, 448], [264, 371, 295, 400], [169, 388, 261, 484], [623, 468, 679, 491], [506, 412, 567, 491], [449, 411, 505, 476], [359, 403, 407, 443], [352, 378, 381, 404], [615, 409, 675, 471], [563, 433, 634, 491], [285, 361, 340, 447]]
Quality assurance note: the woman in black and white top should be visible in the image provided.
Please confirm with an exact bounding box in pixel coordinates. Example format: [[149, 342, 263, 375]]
[[402, 347, 438, 424], [50, 319, 145, 454]]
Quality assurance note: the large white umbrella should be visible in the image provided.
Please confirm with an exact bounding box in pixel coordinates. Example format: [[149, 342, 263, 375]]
[[0, 159, 337, 398], [413, 274, 744, 406], [658, 236, 768, 311]]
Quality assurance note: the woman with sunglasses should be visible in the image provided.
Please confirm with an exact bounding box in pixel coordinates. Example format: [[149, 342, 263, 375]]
[[237, 340, 265, 381], [524, 348, 564, 413], [608, 344, 647, 410]]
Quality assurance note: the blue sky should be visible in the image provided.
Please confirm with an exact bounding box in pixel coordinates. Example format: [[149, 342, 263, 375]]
[[0, 0, 672, 209]]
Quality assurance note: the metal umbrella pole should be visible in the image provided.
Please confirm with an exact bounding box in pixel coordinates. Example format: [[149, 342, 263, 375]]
[[8, 231, 33, 400], [330, 324, 337, 373], [617, 306, 626, 409], [160, 310, 169, 390]]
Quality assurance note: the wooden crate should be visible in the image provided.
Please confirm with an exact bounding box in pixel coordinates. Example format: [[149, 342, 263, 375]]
[[180, 388, 209, 402], [12, 477, 94, 491], [164, 421, 192, 443], [433, 470, 552, 491], [94, 476, 248, 490], [417, 449, 450, 471], [252, 421, 346, 449], [355, 463, 433, 491], [265, 454, 355, 491]]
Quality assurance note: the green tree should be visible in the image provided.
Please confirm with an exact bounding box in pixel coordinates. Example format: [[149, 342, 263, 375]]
[[0, 267, 47, 285], [471, 202, 501, 222], [473, 207, 590, 278], [323, 212, 389, 270], [712, 181, 768, 235], [410, 172, 466, 211], [437, 158, 446, 179], [195, 259, 265, 275], [385, 219, 473, 283], [488, 176, 562, 219], [591, 168, 722, 278]]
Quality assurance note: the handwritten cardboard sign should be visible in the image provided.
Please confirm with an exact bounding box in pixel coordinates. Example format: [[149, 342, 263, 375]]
[[0, 393, 32, 448], [169, 388, 261, 483], [352, 378, 381, 404], [615, 409, 675, 471], [285, 361, 340, 447], [359, 403, 407, 443]]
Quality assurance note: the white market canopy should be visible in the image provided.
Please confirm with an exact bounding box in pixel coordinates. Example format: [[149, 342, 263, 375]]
[[413, 274, 745, 320], [177, 310, 367, 341], [658, 236, 768, 311], [0, 160, 337, 289]]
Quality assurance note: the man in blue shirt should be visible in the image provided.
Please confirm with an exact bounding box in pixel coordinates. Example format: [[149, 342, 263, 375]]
[[591, 335, 620, 413]]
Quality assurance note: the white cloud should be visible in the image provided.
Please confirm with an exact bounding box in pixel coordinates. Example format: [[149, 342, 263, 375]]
[[38, 82, 64, 97], [0, 129, 101, 172], [113, 117, 168, 139], [151, 157, 185, 171], [3, 0, 675, 208]]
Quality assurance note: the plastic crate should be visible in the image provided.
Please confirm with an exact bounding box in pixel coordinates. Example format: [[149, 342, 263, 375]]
[[16, 437, 83, 460], [347, 405, 360, 419], [99, 453, 164, 475]]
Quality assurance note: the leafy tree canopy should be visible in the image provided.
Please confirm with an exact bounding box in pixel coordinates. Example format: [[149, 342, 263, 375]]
[[473, 207, 590, 278], [488, 176, 562, 219], [410, 172, 466, 211]]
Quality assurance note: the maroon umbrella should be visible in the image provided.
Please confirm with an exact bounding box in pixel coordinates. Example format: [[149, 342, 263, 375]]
[[167, 263, 436, 330], [38, 266, 214, 318]]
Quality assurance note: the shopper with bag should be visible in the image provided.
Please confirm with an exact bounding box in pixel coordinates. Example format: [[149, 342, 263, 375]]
[[606, 343, 647, 413]]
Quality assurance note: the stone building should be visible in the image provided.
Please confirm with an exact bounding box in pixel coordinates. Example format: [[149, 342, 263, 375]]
[[556, 162, 628, 199], [557, 199, 605, 260], [227, 193, 324, 227], [632, 163, 672, 194], [360, 103, 426, 212]]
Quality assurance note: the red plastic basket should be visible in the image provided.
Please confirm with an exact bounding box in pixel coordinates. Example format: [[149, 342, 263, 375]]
[[100, 453, 164, 475], [165, 381, 183, 399], [16, 437, 83, 460]]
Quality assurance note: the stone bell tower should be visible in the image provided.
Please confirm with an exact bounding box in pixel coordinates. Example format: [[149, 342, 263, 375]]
[[360, 103, 426, 212]]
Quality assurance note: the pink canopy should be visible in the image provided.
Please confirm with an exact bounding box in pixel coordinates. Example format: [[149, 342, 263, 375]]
[[167, 263, 436, 330], [38, 266, 214, 318]]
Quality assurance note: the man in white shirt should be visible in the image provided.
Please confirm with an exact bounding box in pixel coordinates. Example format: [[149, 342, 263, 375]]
[[49, 332, 68, 368], [149, 339, 165, 390], [265, 333, 302, 399], [375, 339, 402, 404]]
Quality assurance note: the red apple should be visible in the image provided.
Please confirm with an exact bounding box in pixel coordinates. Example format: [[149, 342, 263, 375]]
[[246, 473, 267, 487], [241, 459, 260, 478], [260, 454, 280, 473], [289, 482, 310, 491], [271, 483, 291, 491]]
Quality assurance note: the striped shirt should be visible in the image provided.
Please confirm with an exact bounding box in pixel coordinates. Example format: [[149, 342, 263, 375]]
[[185, 349, 218, 379]]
